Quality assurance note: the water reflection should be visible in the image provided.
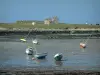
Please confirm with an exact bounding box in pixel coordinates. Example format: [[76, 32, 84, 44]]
[[26, 55, 33, 66], [26, 54, 48, 66], [26, 55, 33, 60], [81, 48, 85, 52], [54, 61, 63, 66], [34, 58, 47, 64]]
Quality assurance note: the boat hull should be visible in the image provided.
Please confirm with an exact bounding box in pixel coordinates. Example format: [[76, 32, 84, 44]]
[[32, 39, 39, 45], [25, 47, 34, 55], [80, 45, 86, 48], [20, 39, 27, 42], [80, 43, 86, 48], [54, 54, 63, 61], [34, 53, 47, 59], [36, 55, 46, 59]]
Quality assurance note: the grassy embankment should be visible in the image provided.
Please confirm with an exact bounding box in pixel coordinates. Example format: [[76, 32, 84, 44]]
[[0, 21, 100, 29]]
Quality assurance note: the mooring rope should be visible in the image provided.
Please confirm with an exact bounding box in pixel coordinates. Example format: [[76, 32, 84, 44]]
[[84, 31, 94, 45], [24, 29, 33, 40]]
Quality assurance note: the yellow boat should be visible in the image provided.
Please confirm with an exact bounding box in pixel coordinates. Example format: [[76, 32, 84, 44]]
[[20, 38, 27, 42]]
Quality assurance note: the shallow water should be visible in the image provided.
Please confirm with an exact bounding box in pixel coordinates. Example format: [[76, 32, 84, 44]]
[[0, 35, 100, 71]]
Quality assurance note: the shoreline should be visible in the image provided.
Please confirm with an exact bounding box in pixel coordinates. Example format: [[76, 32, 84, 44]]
[[0, 33, 100, 39], [0, 29, 100, 39], [0, 28, 100, 34], [0, 66, 100, 75]]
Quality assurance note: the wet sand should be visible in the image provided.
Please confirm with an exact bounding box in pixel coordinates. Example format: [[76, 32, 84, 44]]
[[0, 66, 100, 75]]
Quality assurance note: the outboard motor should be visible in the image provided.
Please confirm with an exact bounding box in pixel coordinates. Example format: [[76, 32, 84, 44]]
[[54, 53, 63, 61]]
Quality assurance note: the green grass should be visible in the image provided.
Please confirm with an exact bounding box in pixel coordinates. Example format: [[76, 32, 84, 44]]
[[0, 22, 100, 29]]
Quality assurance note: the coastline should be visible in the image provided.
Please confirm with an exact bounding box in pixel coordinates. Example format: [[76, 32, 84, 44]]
[[0, 28, 100, 34], [0, 28, 100, 39], [0, 66, 100, 75]]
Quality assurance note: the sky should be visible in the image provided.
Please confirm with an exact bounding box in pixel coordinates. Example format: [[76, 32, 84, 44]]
[[0, 0, 100, 24]]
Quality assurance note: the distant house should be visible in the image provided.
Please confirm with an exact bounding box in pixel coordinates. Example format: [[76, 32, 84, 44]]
[[44, 19, 50, 25]]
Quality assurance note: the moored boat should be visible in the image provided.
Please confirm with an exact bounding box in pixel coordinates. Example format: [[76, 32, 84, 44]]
[[25, 47, 34, 55], [32, 39, 39, 45], [54, 53, 63, 61], [80, 43, 86, 48], [34, 53, 47, 59], [20, 38, 27, 42]]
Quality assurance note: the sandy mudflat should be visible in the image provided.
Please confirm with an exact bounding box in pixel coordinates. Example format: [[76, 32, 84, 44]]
[[0, 66, 100, 75]]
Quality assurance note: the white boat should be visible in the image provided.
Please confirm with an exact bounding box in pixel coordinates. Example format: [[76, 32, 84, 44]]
[[32, 39, 39, 44], [25, 47, 34, 55], [20, 28, 33, 42]]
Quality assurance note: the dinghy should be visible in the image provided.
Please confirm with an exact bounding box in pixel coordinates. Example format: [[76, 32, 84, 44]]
[[25, 47, 34, 55], [32, 39, 39, 44], [80, 43, 86, 48], [25, 39, 39, 55], [54, 53, 63, 61], [80, 33, 93, 49], [20, 38, 27, 42], [34, 53, 47, 59]]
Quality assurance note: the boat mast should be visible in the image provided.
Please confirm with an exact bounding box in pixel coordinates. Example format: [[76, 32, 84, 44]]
[[84, 31, 93, 45], [32, 41, 38, 54]]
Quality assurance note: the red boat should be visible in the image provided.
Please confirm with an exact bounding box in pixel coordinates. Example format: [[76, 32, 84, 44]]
[[80, 43, 86, 48]]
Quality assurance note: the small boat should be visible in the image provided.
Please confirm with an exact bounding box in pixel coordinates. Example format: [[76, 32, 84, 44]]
[[80, 33, 93, 49], [32, 39, 39, 44], [25, 47, 34, 55], [20, 38, 27, 42], [34, 53, 47, 59], [54, 53, 63, 61], [80, 43, 86, 48]]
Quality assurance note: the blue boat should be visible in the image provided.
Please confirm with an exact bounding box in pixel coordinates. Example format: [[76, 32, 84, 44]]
[[34, 53, 47, 59]]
